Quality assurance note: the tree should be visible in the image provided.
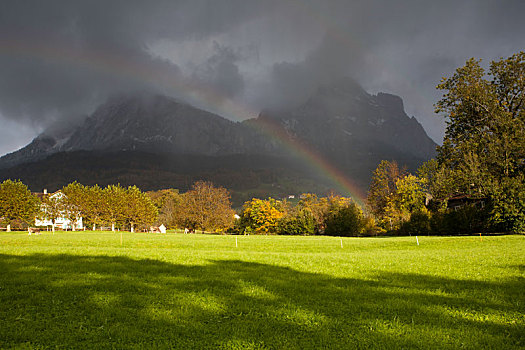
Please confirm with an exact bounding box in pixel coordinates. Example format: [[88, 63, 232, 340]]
[[417, 159, 455, 206], [367, 160, 407, 219], [382, 174, 428, 232], [436, 51, 525, 232], [437, 52, 524, 178], [147, 189, 181, 228], [239, 198, 286, 234], [83, 185, 105, 231], [394, 175, 427, 215], [124, 185, 158, 232], [176, 181, 234, 232], [61, 182, 86, 231], [324, 201, 365, 237], [102, 184, 127, 232], [296, 193, 330, 234], [278, 207, 315, 235], [367, 164, 428, 232], [0, 179, 39, 231], [488, 175, 525, 233]]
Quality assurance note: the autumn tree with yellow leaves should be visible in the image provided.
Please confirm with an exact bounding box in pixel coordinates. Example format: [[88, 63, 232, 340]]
[[238, 198, 286, 234]]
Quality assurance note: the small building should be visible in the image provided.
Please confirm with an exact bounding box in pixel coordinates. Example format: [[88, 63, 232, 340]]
[[34, 190, 83, 230], [447, 193, 486, 211], [35, 216, 83, 230]]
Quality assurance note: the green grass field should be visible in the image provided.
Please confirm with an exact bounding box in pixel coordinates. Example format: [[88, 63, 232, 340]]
[[0, 232, 523, 349]]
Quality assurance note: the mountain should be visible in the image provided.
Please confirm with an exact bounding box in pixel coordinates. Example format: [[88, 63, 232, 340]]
[[244, 78, 437, 190], [250, 78, 435, 161], [0, 94, 272, 168], [0, 79, 437, 202]]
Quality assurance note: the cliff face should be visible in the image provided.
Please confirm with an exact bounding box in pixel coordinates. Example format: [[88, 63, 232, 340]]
[[52, 94, 257, 155], [249, 78, 436, 163]]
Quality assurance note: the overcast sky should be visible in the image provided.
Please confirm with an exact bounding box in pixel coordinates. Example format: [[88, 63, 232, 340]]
[[0, 0, 524, 156]]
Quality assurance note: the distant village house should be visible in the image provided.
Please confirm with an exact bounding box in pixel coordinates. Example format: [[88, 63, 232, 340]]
[[34, 189, 83, 230], [447, 193, 486, 211]]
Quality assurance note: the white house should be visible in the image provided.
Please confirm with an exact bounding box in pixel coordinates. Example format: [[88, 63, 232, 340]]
[[35, 190, 83, 230]]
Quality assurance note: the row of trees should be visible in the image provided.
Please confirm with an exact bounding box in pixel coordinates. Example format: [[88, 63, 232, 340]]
[[144, 182, 373, 236], [236, 194, 374, 236], [0, 178, 371, 236], [366, 159, 480, 235], [57, 183, 158, 232], [0, 180, 158, 232], [0, 179, 237, 233]]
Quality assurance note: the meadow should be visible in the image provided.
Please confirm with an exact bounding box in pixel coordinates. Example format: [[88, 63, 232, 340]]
[[0, 232, 523, 349]]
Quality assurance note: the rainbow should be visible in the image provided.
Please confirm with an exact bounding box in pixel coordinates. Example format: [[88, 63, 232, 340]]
[[0, 38, 370, 205], [250, 116, 367, 206]]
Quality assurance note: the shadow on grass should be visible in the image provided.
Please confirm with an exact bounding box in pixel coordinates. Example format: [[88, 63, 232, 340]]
[[0, 254, 523, 349]]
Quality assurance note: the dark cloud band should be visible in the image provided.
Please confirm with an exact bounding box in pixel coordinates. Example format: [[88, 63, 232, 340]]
[[0, 0, 524, 154]]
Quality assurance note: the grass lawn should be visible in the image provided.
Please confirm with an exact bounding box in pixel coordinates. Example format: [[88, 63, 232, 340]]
[[0, 232, 523, 349]]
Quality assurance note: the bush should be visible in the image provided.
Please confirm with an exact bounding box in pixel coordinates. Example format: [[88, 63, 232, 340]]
[[360, 215, 383, 236], [278, 209, 316, 235], [429, 205, 490, 235], [400, 209, 431, 236], [238, 198, 285, 235], [488, 176, 525, 234], [325, 203, 364, 237]]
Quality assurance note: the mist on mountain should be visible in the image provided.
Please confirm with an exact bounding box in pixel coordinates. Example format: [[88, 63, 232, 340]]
[[0, 78, 436, 203]]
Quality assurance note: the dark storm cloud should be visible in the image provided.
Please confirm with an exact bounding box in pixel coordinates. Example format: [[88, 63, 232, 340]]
[[0, 0, 524, 154], [257, 32, 367, 110], [0, 1, 174, 127], [192, 43, 245, 99], [0, 0, 271, 127]]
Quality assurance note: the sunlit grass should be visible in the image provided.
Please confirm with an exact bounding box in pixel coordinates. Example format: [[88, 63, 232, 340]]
[[0, 232, 523, 349]]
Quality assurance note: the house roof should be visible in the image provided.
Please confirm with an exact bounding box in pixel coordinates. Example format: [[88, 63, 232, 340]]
[[447, 193, 486, 202], [32, 190, 63, 200]]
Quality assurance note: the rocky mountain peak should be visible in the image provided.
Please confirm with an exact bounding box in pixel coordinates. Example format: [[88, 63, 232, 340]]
[[376, 92, 404, 112], [252, 78, 437, 162]]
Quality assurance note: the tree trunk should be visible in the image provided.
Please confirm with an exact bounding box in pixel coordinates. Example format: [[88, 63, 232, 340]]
[[505, 148, 510, 177], [52, 223, 55, 234], [6, 224, 10, 232], [131, 223, 134, 233], [112, 223, 115, 232], [93, 224, 96, 231]]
